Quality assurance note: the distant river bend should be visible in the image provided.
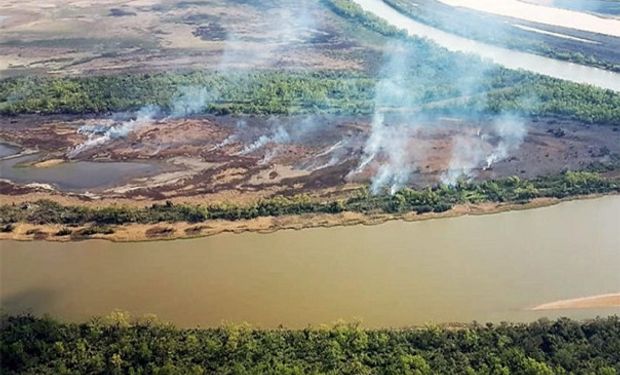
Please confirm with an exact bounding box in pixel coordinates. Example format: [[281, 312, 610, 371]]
[[352, 0, 620, 91]]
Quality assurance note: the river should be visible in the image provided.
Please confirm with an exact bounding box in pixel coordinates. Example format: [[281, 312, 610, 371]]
[[437, 0, 620, 36], [1, 196, 619, 328], [352, 0, 620, 91]]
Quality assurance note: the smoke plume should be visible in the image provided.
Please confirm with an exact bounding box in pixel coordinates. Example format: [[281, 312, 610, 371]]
[[352, 42, 422, 194], [441, 114, 527, 185], [171, 86, 216, 118], [69, 105, 160, 158], [237, 116, 328, 158]]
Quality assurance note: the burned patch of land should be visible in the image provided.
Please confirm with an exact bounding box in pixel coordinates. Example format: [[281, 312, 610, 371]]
[[1, 113, 618, 205]]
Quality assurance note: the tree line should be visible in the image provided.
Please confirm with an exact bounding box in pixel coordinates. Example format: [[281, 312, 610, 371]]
[[1, 69, 619, 125], [2, 314, 619, 374], [1, 171, 617, 231]]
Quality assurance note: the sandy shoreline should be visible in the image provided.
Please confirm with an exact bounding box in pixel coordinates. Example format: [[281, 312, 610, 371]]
[[532, 293, 620, 311], [1, 195, 608, 243]]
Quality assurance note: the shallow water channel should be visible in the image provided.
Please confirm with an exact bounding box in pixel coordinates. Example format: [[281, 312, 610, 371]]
[[0, 154, 162, 192]]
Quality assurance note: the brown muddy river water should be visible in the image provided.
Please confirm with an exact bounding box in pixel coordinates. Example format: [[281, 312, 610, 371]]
[[1, 197, 619, 328]]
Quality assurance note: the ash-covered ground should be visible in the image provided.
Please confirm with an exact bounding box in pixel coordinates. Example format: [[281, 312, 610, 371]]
[[1, 114, 618, 203]]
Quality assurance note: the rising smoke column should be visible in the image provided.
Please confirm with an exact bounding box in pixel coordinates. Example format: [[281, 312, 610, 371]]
[[240, 125, 291, 155], [354, 36, 532, 191], [484, 114, 528, 169], [353, 42, 422, 194], [237, 116, 330, 160], [440, 133, 491, 186], [440, 114, 527, 185]]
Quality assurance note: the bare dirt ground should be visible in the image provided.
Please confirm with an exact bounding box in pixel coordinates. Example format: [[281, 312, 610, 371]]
[[1, 114, 619, 206], [0, 0, 377, 77]]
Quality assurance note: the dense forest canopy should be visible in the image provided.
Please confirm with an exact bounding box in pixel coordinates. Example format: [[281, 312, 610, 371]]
[[2, 314, 620, 374], [2, 70, 620, 125]]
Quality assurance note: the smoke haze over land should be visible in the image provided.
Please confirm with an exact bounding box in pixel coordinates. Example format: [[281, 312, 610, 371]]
[[352, 42, 425, 194], [68, 0, 531, 191], [441, 114, 527, 185], [351, 36, 530, 192], [69, 105, 161, 158]]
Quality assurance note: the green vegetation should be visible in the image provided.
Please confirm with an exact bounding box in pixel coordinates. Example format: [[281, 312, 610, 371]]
[[2, 314, 620, 374], [383, 0, 620, 72], [2, 69, 620, 124], [322, 0, 408, 39], [1, 171, 617, 228], [0, 71, 375, 116], [0, 0, 619, 124]]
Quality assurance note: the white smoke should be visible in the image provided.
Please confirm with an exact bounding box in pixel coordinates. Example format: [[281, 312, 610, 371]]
[[68, 105, 160, 158], [352, 42, 421, 193], [239, 126, 290, 155], [236, 116, 328, 159], [68, 83, 221, 158], [484, 114, 528, 169], [441, 134, 491, 185], [217, 2, 318, 70], [317, 141, 343, 157], [370, 123, 412, 194], [441, 114, 527, 185], [304, 139, 353, 171], [171, 86, 216, 118], [209, 120, 249, 152]]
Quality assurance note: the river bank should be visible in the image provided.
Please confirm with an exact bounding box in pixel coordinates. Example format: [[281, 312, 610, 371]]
[[352, 0, 620, 91], [0, 194, 611, 243]]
